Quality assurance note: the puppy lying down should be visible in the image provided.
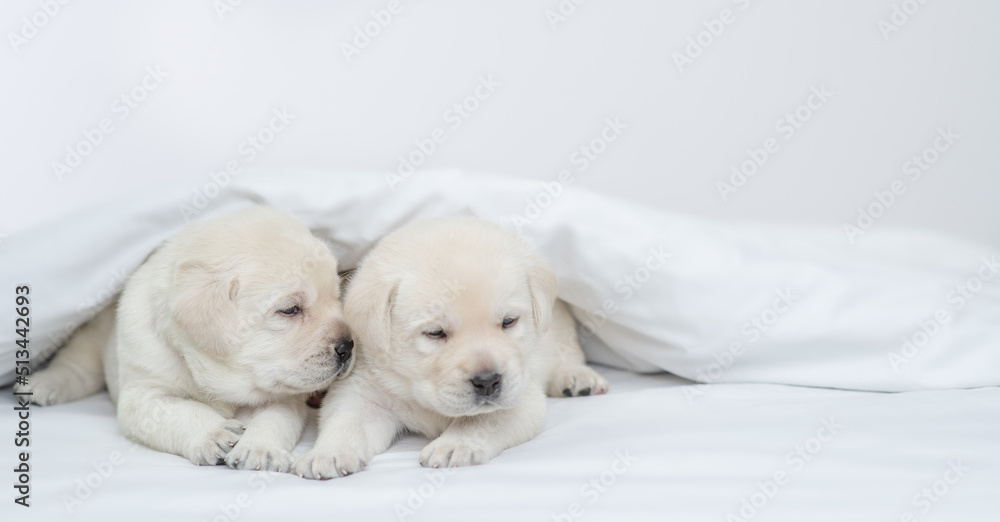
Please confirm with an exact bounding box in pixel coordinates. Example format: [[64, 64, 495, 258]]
[[295, 216, 608, 479], [18, 206, 355, 472]]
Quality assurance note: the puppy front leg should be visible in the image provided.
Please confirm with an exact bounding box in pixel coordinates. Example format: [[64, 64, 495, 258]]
[[420, 385, 545, 468], [118, 386, 245, 465], [226, 398, 307, 473], [294, 387, 401, 480]]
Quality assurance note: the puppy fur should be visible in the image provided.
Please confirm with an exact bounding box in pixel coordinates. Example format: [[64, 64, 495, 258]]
[[17, 206, 354, 472], [294, 216, 607, 479]]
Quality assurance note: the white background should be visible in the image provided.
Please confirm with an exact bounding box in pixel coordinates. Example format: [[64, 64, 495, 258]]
[[2, 0, 998, 246]]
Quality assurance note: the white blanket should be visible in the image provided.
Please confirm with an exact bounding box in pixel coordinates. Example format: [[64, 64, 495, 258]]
[[2, 170, 997, 391]]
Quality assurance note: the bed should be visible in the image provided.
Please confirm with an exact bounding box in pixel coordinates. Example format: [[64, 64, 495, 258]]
[[6, 367, 1000, 521], [2, 172, 998, 521]]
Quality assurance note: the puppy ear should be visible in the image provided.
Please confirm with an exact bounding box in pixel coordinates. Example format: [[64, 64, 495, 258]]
[[170, 264, 241, 357], [525, 252, 558, 334], [343, 268, 397, 357]]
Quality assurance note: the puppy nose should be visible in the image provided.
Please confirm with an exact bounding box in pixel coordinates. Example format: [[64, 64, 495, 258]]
[[470, 372, 502, 397], [333, 337, 353, 363]]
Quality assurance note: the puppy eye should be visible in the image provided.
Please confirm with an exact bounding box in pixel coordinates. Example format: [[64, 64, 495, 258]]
[[278, 305, 301, 316], [502, 317, 518, 329], [424, 329, 447, 340]]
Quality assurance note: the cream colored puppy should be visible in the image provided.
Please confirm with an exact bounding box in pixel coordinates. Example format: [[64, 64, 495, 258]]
[[294, 216, 607, 479], [18, 206, 354, 472]]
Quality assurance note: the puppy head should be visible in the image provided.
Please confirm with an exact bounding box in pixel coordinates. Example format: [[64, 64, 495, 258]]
[[169, 206, 354, 400], [345, 217, 556, 417]]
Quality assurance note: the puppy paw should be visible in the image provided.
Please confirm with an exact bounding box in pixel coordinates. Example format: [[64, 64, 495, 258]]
[[419, 437, 488, 468], [225, 441, 294, 473], [548, 364, 609, 398], [293, 449, 367, 480], [187, 419, 245, 466], [16, 369, 74, 406]]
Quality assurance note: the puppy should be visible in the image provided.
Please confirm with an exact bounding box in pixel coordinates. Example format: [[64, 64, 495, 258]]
[[18, 206, 354, 472], [294, 216, 607, 479]]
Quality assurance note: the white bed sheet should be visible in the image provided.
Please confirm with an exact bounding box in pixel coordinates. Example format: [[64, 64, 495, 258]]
[[4, 367, 998, 521]]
